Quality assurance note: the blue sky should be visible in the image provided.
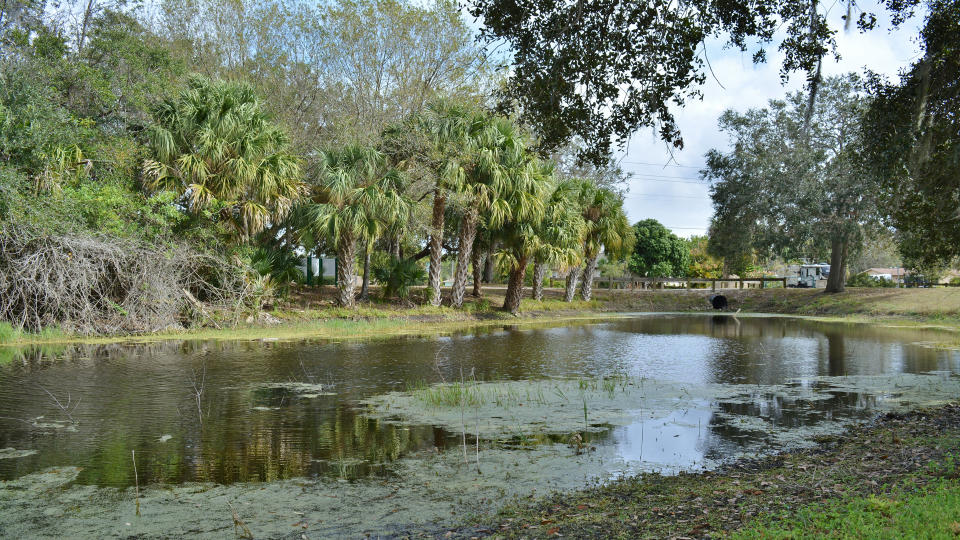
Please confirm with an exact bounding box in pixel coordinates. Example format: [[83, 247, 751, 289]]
[[616, 3, 925, 237]]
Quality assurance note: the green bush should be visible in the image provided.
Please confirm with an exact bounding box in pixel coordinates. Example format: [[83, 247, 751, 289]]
[[847, 272, 896, 288], [373, 257, 426, 300]]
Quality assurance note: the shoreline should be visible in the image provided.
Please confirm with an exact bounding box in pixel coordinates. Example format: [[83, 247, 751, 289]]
[[452, 403, 960, 538], [4, 287, 960, 348]]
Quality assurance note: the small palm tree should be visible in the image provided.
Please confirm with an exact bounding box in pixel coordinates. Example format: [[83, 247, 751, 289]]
[[143, 76, 304, 243], [499, 158, 551, 314], [530, 180, 587, 301], [297, 145, 407, 307], [574, 183, 634, 301]]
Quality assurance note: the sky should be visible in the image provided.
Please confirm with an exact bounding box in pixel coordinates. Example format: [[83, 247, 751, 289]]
[[616, 3, 925, 238]]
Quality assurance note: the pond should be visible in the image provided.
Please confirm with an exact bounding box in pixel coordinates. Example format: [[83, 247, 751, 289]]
[[1, 314, 958, 537]]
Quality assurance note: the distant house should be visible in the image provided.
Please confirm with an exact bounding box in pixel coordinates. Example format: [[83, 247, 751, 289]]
[[864, 267, 908, 285]]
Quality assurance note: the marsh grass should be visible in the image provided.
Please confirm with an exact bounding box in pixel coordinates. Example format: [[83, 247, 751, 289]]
[[408, 375, 633, 410], [0, 323, 19, 344]]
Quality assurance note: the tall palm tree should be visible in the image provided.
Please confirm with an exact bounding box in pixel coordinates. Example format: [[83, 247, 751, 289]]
[[143, 76, 304, 243], [576, 183, 634, 301], [395, 99, 473, 306], [530, 180, 586, 301], [499, 158, 551, 314], [297, 145, 407, 307], [449, 115, 517, 308]]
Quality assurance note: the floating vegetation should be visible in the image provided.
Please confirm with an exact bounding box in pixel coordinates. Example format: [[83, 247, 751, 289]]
[[0, 448, 37, 459], [366, 374, 960, 442]]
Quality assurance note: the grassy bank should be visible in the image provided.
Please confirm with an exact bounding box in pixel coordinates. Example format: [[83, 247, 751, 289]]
[[4, 286, 960, 346], [453, 404, 960, 539]]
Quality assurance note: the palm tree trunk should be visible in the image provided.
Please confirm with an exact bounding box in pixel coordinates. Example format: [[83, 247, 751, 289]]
[[450, 209, 478, 307], [502, 255, 529, 314], [564, 266, 582, 302], [359, 247, 371, 301], [580, 256, 599, 301], [531, 260, 546, 300], [825, 236, 848, 293], [471, 239, 483, 298], [483, 243, 496, 282], [336, 235, 357, 308], [427, 191, 446, 306]]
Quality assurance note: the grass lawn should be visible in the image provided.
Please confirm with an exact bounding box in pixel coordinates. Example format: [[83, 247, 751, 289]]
[[735, 480, 960, 539]]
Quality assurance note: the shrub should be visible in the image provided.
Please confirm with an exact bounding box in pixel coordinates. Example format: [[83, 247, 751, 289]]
[[249, 246, 304, 296], [847, 272, 896, 288], [373, 257, 426, 300], [0, 225, 246, 334]]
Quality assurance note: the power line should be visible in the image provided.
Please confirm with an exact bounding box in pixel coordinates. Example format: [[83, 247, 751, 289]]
[[628, 172, 704, 181], [621, 160, 703, 169], [626, 194, 709, 199], [630, 177, 705, 185]]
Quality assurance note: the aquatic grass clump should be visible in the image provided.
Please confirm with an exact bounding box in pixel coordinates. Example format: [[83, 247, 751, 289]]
[[407, 379, 553, 409], [409, 380, 486, 408], [406, 376, 636, 413], [0, 322, 19, 344]]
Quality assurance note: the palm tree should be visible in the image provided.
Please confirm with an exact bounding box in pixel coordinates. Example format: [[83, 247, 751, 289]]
[[143, 76, 304, 243], [359, 169, 408, 301], [575, 183, 634, 301], [449, 115, 517, 308], [297, 145, 407, 307], [499, 158, 551, 314], [530, 180, 586, 301], [405, 100, 473, 306], [471, 227, 494, 298]]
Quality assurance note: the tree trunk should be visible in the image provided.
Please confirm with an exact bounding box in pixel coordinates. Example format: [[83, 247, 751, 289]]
[[564, 266, 582, 302], [825, 236, 848, 293], [388, 234, 401, 260], [77, 0, 95, 54], [336, 235, 357, 308], [502, 255, 529, 314], [483, 244, 496, 283], [580, 256, 599, 301], [450, 209, 478, 308], [427, 191, 446, 306], [359, 247, 371, 301], [471, 238, 483, 297], [531, 260, 546, 300]]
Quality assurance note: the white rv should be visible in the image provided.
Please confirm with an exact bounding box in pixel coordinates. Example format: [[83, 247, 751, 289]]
[[787, 263, 831, 288]]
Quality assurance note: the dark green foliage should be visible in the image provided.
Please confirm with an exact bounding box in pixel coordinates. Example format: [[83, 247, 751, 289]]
[[628, 219, 690, 278], [250, 247, 305, 294], [373, 257, 426, 300], [468, 0, 913, 164], [864, 0, 960, 269], [846, 272, 896, 288]]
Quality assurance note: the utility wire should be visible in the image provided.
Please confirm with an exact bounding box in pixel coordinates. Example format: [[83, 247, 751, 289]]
[[621, 160, 703, 169], [626, 194, 709, 199]]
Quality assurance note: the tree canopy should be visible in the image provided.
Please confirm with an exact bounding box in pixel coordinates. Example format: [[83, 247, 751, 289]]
[[468, 0, 921, 164], [864, 0, 960, 271], [702, 74, 878, 292], [629, 219, 690, 278]]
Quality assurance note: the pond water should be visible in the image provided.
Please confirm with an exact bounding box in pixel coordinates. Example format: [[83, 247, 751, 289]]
[[1, 314, 959, 537]]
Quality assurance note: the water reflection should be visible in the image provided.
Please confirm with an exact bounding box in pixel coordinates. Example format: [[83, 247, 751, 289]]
[[0, 315, 957, 487]]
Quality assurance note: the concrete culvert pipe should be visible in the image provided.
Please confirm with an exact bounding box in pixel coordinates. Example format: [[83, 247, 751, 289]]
[[709, 294, 728, 310]]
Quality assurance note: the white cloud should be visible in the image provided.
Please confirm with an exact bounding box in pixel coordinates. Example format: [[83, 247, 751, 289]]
[[617, 3, 923, 237]]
